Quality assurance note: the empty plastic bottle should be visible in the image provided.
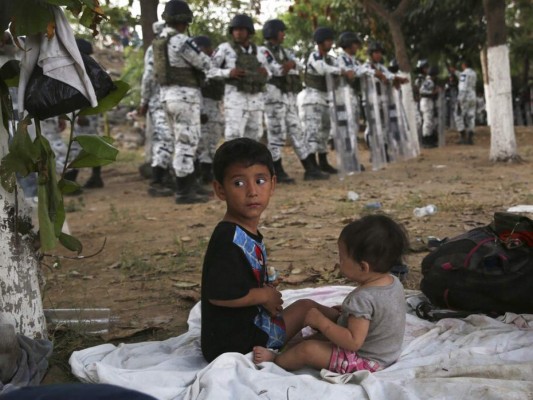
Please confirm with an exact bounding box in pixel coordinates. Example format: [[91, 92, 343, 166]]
[[365, 202, 382, 209], [413, 204, 438, 217]]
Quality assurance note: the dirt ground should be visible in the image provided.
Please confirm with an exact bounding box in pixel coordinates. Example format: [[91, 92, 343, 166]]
[[40, 122, 532, 382]]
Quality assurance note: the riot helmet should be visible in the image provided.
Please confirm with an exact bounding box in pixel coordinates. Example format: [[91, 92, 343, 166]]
[[388, 58, 399, 74], [229, 14, 255, 35], [416, 59, 429, 70], [337, 31, 361, 49], [367, 41, 384, 55], [192, 35, 212, 49], [161, 0, 193, 24], [313, 27, 335, 44], [262, 19, 286, 40]]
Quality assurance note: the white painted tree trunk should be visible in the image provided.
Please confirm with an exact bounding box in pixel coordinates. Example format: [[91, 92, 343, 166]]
[[0, 106, 47, 339], [399, 71, 420, 157], [486, 44, 518, 161]]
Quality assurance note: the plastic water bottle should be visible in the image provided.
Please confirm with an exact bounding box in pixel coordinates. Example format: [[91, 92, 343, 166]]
[[347, 191, 359, 201], [413, 204, 438, 217], [365, 202, 382, 210]]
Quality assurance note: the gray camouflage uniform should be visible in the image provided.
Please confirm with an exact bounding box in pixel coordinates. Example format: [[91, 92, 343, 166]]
[[197, 80, 224, 164], [453, 67, 477, 132], [159, 26, 212, 178], [258, 43, 308, 162], [208, 42, 269, 141], [141, 44, 173, 169], [300, 50, 343, 154], [419, 75, 436, 138]]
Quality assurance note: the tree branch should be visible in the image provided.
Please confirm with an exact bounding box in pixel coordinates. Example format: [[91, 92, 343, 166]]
[[394, 0, 414, 19], [360, 0, 391, 21]]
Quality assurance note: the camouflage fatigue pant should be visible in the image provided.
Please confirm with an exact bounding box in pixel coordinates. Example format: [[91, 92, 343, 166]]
[[197, 98, 224, 164], [224, 108, 263, 142], [150, 104, 174, 169], [301, 103, 330, 154], [420, 98, 434, 137], [264, 98, 308, 162], [454, 94, 476, 131], [164, 99, 201, 178]]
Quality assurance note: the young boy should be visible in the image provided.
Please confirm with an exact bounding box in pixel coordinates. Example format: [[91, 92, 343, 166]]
[[201, 138, 338, 362], [253, 215, 408, 373]]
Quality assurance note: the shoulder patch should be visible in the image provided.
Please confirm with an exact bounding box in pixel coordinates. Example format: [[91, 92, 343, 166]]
[[263, 50, 274, 63], [185, 38, 201, 54]]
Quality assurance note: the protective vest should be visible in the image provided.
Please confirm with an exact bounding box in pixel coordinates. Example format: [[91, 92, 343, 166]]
[[226, 43, 267, 94], [265, 43, 302, 94], [202, 79, 225, 101], [304, 53, 336, 92], [152, 35, 202, 87]]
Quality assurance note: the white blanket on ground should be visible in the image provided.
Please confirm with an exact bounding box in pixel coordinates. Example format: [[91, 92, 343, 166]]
[[69, 286, 533, 400]]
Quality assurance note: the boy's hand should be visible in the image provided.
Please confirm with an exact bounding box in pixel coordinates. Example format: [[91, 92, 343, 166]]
[[262, 286, 283, 315]]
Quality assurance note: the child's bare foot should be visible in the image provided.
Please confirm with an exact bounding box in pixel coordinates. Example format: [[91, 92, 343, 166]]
[[252, 346, 276, 364]]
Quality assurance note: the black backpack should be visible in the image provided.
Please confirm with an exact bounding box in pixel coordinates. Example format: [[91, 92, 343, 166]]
[[420, 212, 533, 316]]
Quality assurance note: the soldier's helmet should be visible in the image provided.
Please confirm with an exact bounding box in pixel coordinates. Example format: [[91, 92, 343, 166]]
[[152, 21, 165, 35], [192, 35, 212, 49], [161, 0, 193, 24], [416, 59, 429, 70], [229, 14, 255, 35], [262, 19, 286, 40], [337, 31, 361, 49], [367, 41, 384, 55], [388, 58, 399, 73], [313, 27, 335, 44], [75, 38, 93, 55]]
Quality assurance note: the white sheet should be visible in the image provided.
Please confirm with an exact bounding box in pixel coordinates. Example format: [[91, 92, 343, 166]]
[[69, 286, 533, 400]]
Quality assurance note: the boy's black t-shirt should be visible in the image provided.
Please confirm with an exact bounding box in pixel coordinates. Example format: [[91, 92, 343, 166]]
[[201, 221, 269, 362]]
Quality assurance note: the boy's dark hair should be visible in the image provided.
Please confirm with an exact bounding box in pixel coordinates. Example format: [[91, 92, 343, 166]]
[[213, 138, 275, 183], [339, 214, 409, 273]]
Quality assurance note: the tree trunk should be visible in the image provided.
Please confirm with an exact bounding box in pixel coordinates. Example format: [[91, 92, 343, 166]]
[[0, 106, 47, 339], [483, 0, 519, 162], [480, 48, 492, 126], [140, 0, 159, 52]]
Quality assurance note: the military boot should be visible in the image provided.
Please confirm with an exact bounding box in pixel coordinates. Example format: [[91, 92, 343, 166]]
[[148, 166, 174, 197], [63, 169, 83, 196], [84, 167, 104, 188], [466, 130, 474, 145], [318, 153, 338, 174], [175, 174, 210, 204], [301, 154, 329, 181], [274, 159, 295, 184], [200, 162, 214, 185], [456, 130, 467, 145]]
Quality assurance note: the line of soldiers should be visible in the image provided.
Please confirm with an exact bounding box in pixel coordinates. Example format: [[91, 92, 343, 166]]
[[414, 58, 478, 148], [140, 0, 412, 204]]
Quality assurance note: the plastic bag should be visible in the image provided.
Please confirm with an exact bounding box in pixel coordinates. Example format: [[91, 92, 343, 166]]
[[24, 53, 115, 120]]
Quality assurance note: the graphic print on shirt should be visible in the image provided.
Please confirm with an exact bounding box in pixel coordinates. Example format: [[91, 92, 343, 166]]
[[233, 226, 286, 348]]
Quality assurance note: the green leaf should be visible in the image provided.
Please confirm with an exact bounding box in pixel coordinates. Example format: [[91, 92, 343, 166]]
[[12, 0, 54, 37], [72, 134, 119, 161], [79, 80, 130, 116], [58, 178, 82, 194], [38, 183, 58, 251], [68, 150, 117, 168], [58, 232, 83, 254], [0, 60, 20, 87]]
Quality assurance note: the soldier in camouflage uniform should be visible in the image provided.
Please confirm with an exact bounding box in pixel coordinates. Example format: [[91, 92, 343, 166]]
[[208, 14, 269, 142], [336, 32, 383, 150], [450, 60, 477, 145], [413, 59, 429, 139], [299, 27, 354, 174], [155, 0, 213, 204], [193, 35, 225, 185], [139, 21, 174, 197], [259, 19, 328, 183], [419, 66, 440, 148]]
